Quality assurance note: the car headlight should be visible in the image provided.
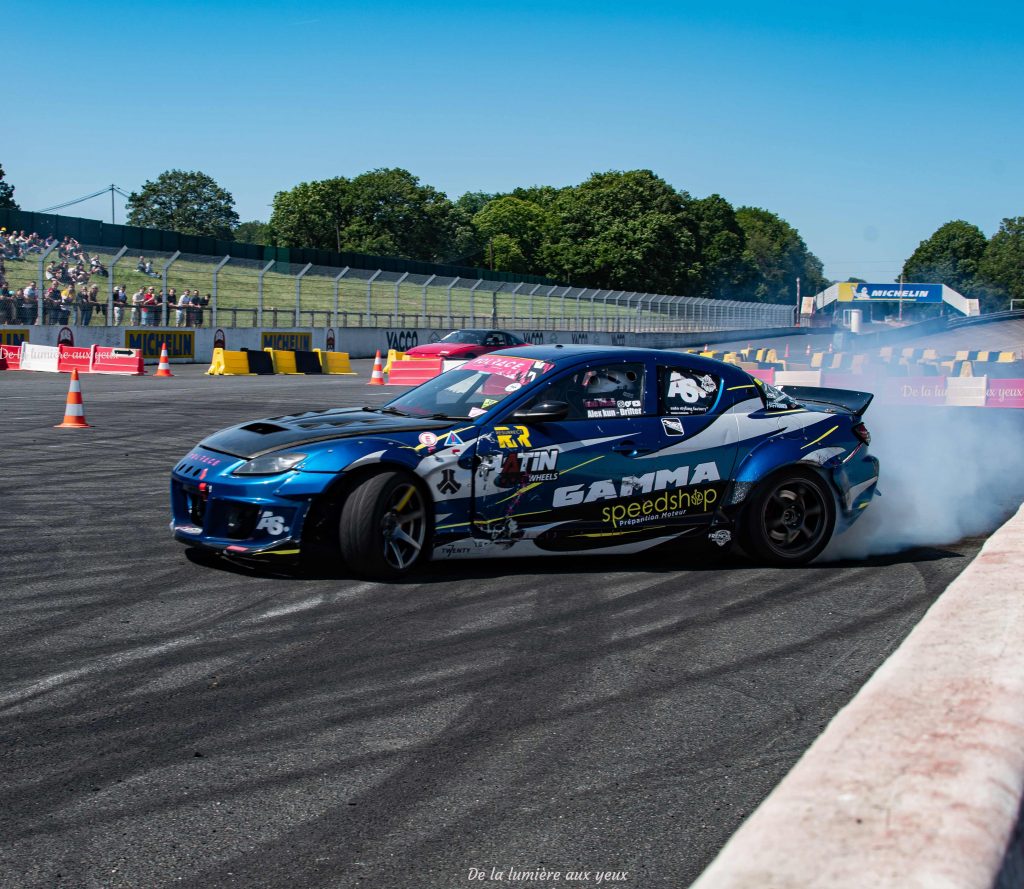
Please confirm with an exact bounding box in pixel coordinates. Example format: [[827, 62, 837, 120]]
[[233, 452, 307, 476]]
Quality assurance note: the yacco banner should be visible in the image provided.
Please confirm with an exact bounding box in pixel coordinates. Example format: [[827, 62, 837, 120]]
[[262, 331, 312, 352], [837, 282, 942, 303], [125, 330, 195, 360], [0, 328, 29, 346]]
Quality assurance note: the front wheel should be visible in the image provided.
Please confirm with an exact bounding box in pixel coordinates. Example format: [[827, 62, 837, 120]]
[[742, 469, 836, 566], [339, 472, 431, 580]]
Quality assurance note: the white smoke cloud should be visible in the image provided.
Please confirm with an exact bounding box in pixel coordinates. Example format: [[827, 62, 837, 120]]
[[821, 405, 1024, 560]]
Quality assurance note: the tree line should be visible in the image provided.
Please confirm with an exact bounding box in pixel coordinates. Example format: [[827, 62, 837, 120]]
[[262, 168, 829, 305], [3, 163, 1020, 309], [900, 220, 1023, 313]]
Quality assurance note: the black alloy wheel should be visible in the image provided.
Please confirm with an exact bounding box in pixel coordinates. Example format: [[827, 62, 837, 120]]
[[743, 469, 836, 566], [339, 471, 431, 580]]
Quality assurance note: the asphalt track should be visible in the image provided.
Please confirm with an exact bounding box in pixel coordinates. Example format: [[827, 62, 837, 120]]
[[0, 362, 1012, 889]]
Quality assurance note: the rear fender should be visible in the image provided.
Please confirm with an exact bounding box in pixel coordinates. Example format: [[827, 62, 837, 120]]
[[729, 438, 843, 509]]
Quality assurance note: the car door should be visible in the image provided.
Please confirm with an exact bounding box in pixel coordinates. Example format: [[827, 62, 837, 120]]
[[471, 358, 670, 550], [607, 359, 743, 538]]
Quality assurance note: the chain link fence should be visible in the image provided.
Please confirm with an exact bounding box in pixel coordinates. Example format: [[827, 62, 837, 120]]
[[2, 244, 796, 332]]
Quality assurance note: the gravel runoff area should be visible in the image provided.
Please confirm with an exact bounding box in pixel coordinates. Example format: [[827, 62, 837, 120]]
[[0, 363, 1007, 889]]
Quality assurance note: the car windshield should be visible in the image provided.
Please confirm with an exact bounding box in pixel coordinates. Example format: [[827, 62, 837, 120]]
[[384, 354, 555, 419], [440, 330, 487, 345]]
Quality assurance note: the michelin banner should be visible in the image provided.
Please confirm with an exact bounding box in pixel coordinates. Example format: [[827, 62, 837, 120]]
[[838, 282, 943, 303]]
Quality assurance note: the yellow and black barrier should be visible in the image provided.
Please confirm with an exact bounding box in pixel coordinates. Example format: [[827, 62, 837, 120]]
[[383, 348, 405, 373], [206, 348, 254, 375], [207, 348, 357, 376], [245, 349, 275, 374], [264, 348, 300, 374], [315, 350, 356, 374]]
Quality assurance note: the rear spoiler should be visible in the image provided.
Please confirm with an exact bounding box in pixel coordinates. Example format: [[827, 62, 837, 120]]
[[778, 385, 874, 417]]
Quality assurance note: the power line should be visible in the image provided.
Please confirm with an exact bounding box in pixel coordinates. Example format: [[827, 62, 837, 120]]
[[36, 184, 131, 214]]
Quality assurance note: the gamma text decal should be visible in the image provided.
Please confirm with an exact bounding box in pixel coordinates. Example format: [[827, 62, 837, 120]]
[[552, 462, 723, 529]]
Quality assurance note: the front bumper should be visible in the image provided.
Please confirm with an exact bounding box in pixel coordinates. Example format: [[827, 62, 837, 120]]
[[169, 449, 315, 557]]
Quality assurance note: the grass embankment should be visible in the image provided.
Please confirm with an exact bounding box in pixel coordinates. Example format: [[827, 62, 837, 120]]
[[3, 249, 649, 329]]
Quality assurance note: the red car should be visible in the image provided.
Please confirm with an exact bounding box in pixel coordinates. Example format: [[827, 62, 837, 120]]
[[404, 329, 528, 360]]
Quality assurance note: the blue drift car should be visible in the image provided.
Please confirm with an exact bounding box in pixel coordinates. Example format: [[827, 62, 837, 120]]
[[170, 346, 879, 579]]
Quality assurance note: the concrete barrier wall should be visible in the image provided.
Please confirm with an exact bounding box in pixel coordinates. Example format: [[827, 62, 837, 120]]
[[691, 501, 1024, 889], [0, 324, 811, 363]]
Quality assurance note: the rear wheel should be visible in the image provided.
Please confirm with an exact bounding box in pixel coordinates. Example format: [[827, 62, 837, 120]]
[[339, 471, 431, 580], [742, 469, 835, 566]]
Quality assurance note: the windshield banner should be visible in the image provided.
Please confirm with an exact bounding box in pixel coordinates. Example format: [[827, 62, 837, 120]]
[[462, 354, 554, 383]]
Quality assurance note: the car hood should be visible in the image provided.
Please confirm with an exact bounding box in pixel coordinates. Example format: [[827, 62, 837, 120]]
[[406, 342, 471, 356], [200, 408, 458, 459]]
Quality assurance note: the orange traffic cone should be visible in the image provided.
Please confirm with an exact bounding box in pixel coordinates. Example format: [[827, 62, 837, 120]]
[[368, 350, 385, 386], [784, 343, 790, 359], [55, 368, 90, 428], [155, 342, 174, 377], [828, 342, 834, 353], [805, 343, 811, 356]]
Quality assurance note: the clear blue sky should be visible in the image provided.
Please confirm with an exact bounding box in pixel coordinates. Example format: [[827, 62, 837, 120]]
[[6, 0, 1023, 286]]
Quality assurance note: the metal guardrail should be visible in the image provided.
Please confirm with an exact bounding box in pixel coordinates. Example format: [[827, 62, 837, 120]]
[[3, 243, 798, 333]]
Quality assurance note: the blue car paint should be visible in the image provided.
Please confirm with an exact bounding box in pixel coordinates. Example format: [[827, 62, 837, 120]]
[[169, 345, 879, 563]]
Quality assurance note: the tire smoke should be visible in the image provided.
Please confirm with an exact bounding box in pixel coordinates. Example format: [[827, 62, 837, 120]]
[[822, 406, 1024, 560]]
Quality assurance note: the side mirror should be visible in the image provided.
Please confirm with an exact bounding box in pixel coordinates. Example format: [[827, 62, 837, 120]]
[[510, 400, 569, 423]]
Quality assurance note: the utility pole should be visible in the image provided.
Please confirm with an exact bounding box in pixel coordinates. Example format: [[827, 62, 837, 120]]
[[110, 185, 116, 224]]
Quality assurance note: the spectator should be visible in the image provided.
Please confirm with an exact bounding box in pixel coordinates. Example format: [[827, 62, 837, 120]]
[[112, 285, 127, 326], [21, 284, 36, 324], [145, 259, 155, 276], [86, 284, 102, 325], [44, 281, 61, 325], [131, 287, 144, 326], [141, 287, 158, 326], [1, 230, 22, 260], [16, 288, 29, 324], [194, 293, 209, 328], [89, 255, 108, 277], [56, 289, 74, 326], [0, 283, 14, 324], [181, 290, 194, 327], [77, 288, 92, 326], [136, 255, 147, 273]]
